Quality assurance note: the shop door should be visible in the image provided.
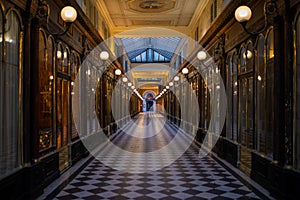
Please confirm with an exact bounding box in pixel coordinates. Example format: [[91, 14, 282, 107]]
[[57, 77, 70, 172], [239, 76, 254, 175]]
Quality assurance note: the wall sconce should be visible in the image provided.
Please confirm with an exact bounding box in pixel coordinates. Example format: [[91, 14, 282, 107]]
[[197, 51, 207, 61], [182, 67, 189, 75], [37, 0, 77, 36], [234, 0, 277, 35], [100, 51, 109, 60], [122, 77, 128, 82], [115, 69, 121, 76]]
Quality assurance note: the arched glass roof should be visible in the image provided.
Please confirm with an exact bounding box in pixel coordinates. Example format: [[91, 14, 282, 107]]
[[121, 37, 181, 63]]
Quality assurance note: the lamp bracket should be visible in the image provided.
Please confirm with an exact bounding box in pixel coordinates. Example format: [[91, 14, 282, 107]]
[[241, 0, 278, 35], [36, 0, 72, 37]]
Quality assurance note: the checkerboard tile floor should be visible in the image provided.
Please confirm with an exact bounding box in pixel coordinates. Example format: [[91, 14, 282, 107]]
[[53, 114, 261, 199]]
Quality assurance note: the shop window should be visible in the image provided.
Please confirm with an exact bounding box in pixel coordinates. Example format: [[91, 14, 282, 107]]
[[238, 42, 255, 149], [256, 36, 264, 151], [267, 30, 274, 60], [294, 16, 300, 170], [226, 52, 238, 141], [255, 35, 267, 155], [245, 42, 254, 72], [39, 31, 54, 151], [57, 78, 69, 148], [0, 10, 22, 177], [240, 46, 246, 73], [56, 46, 70, 149], [63, 48, 69, 74], [57, 44, 63, 72], [203, 71, 211, 130], [239, 77, 254, 149], [70, 53, 80, 139], [226, 54, 232, 139], [265, 28, 274, 158]]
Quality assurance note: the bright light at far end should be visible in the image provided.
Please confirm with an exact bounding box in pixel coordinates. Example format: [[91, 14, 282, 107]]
[[100, 51, 109, 60], [182, 67, 189, 74], [235, 6, 252, 23], [115, 69, 121, 76], [61, 6, 77, 23]]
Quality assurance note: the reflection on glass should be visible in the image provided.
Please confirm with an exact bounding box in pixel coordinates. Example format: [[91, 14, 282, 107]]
[[57, 79, 69, 148], [0, 10, 21, 176], [267, 29, 274, 60], [295, 18, 300, 170], [39, 31, 54, 151]]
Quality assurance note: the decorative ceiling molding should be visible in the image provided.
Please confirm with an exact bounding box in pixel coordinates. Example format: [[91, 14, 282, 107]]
[[97, 0, 199, 34], [95, 0, 115, 30], [114, 27, 188, 38], [188, 0, 210, 29], [127, 0, 177, 13]]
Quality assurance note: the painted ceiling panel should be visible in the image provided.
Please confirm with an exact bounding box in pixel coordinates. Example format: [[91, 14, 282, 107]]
[[102, 0, 200, 26]]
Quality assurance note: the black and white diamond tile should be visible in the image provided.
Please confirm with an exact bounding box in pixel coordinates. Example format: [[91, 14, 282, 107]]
[[54, 149, 261, 200], [53, 114, 261, 199]]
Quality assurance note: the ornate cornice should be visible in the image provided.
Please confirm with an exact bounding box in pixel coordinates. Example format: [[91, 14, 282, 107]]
[[188, 0, 210, 29]]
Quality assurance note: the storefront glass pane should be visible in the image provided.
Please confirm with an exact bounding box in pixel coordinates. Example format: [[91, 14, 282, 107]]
[[265, 29, 274, 158], [0, 11, 21, 176], [256, 36, 266, 154], [39, 31, 53, 151], [295, 19, 300, 169]]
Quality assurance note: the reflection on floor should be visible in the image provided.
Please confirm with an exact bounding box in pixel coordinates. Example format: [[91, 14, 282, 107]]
[[240, 147, 252, 176], [49, 113, 262, 199]]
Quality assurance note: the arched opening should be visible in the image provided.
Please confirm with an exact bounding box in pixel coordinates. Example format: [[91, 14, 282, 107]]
[[143, 91, 156, 112]]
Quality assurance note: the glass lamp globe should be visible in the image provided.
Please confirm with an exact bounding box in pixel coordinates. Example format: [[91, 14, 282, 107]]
[[197, 51, 207, 60], [115, 69, 121, 75], [174, 76, 180, 82], [61, 6, 77, 23], [100, 51, 109, 60], [182, 68, 189, 74], [122, 77, 128, 82], [235, 6, 252, 23]]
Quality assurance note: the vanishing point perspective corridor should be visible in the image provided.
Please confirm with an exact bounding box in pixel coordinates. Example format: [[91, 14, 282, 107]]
[[2, 0, 300, 199]]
